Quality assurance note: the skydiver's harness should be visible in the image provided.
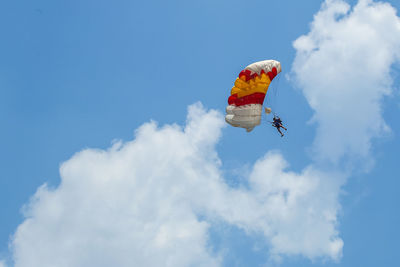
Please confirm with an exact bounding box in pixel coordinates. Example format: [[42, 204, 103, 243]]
[[272, 118, 282, 128]]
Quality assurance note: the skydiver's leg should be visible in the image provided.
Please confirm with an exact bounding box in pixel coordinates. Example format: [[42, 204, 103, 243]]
[[277, 127, 284, 137], [278, 124, 287, 131]]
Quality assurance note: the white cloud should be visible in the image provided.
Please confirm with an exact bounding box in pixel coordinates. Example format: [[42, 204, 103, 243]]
[[292, 0, 400, 165], [9, 103, 344, 266], [237, 153, 345, 261]]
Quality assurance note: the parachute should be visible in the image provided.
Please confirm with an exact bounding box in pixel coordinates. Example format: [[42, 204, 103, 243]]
[[225, 60, 281, 132]]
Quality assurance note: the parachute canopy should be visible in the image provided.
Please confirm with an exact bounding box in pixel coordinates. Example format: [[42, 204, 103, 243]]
[[225, 60, 281, 132]]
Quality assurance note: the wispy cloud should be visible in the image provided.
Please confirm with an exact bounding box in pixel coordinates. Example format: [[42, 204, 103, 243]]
[[292, 0, 400, 165]]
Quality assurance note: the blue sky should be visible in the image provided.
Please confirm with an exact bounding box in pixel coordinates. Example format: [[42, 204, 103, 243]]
[[1, 0, 400, 266]]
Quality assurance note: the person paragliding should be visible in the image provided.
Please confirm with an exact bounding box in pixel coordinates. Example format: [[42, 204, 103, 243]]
[[271, 115, 287, 137]]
